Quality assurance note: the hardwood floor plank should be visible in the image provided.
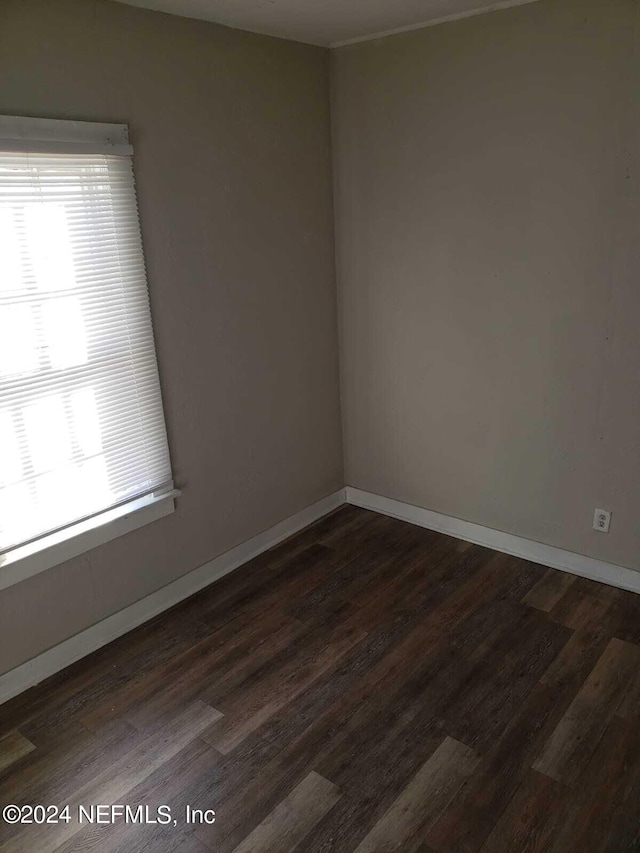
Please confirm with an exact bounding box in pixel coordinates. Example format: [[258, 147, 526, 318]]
[[352, 736, 478, 853], [0, 718, 142, 810], [198, 543, 341, 633], [548, 577, 619, 632], [197, 639, 448, 850], [284, 505, 374, 554], [251, 610, 426, 758], [228, 771, 340, 853], [51, 737, 217, 853], [295, 533, 444, 623], [125, 613, 299, 733], [479, 770, 570, 853], [79, 603, 290, 733], [604, 589, 640, 646], [444, 609, 570, 751], [521, 569, 576, 612], [2, 617, 214, 746], [616, 663, 640, 722], [203, 606, 367, 754], [0, 701, 222, 853], [602, 811, 640, 852], [540, 623, 610, 692], [0, 730, 35, 774], [345, 533, 452, 613], [173, 838, 214, 853], [533, 637, 640, 785], [543, 714, 640, 852], [426, 681, 580, 853]]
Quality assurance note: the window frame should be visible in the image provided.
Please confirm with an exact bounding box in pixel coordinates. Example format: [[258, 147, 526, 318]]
[[0, 115, 177, 590]]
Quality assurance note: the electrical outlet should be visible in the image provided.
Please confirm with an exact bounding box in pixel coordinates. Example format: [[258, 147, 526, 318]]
[[593, 508, 611, 533]]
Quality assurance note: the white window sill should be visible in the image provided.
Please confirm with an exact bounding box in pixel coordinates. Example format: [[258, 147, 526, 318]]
[[0, 490, 179, 592]]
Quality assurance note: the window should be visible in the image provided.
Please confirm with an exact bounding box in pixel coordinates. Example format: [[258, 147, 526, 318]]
[[0, 116, 174, 583]]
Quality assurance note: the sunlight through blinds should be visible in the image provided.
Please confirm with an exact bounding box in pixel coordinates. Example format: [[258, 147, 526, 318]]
[[0, 119, 173, 556]]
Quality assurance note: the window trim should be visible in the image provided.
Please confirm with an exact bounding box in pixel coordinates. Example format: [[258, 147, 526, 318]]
[[0, 489, 179, 591], [0, 115, 133, 155], [0, 115, 176, 589]]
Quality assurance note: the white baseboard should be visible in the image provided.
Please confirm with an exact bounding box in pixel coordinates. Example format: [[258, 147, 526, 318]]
[[0, 489, 346, 706], [5, 484, 638, 706], [346, 487, 640, 595]]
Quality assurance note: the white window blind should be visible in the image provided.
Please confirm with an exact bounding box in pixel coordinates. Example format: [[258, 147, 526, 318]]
[[0, 116, 173, 559]]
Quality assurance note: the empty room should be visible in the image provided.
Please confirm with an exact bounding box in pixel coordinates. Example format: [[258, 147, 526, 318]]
[[2, 0, 640, 850]]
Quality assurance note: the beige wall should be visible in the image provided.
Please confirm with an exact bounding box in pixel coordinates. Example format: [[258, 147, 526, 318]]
[[333, 0, 640, 571], [0, 0, 343, 674], [4, 0, 640, 678]]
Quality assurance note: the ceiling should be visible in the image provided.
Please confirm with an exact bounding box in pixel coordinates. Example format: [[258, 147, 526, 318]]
[[111, 0, 540, 47]]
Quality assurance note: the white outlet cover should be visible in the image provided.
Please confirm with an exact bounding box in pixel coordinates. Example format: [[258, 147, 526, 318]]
[[593, 508, 611, 533]]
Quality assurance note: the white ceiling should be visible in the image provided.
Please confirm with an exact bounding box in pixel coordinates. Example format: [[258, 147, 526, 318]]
[[112, 0, 540, 47]]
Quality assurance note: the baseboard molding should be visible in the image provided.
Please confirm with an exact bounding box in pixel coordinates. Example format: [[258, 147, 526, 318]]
[[6, 484, 638, 706], [0, 488, 346, 706], [346, 487, 640, 595]]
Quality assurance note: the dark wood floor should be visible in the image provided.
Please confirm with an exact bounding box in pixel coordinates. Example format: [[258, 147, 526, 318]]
[[2, 506, 640, 852]]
